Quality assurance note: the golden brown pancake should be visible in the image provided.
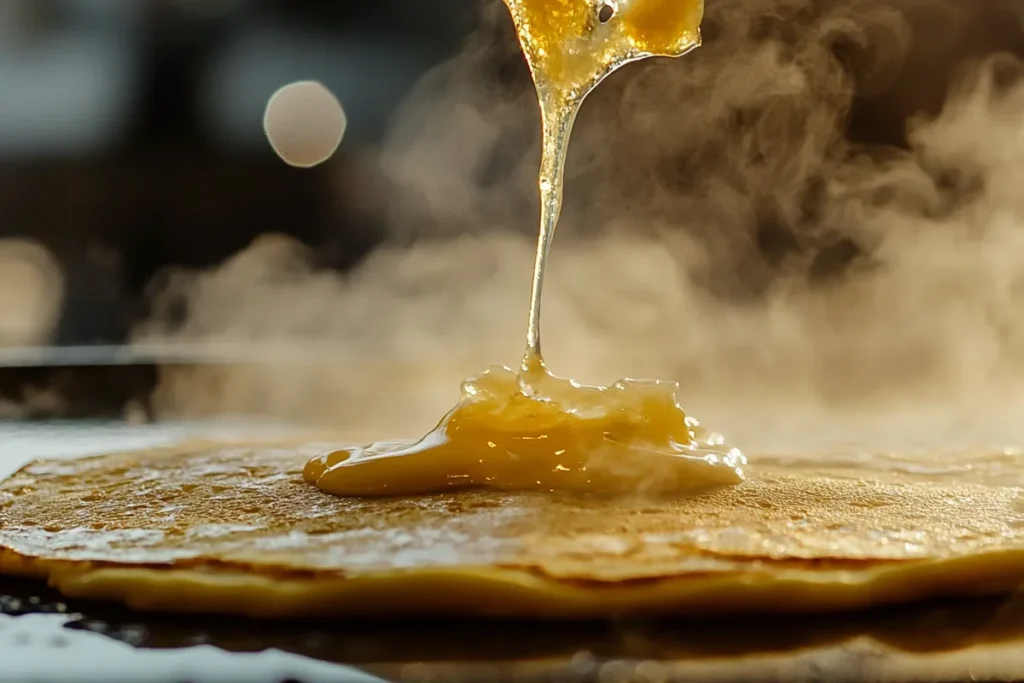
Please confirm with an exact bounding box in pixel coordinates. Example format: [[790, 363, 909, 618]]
[[1, 441, 1023, 619]]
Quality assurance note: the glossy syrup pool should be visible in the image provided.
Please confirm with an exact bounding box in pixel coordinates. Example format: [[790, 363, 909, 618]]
[[304, 364, 747, 497]]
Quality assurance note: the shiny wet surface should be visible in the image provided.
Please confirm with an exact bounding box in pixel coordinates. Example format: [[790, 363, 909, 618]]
[[305, 364, 746, 498], [2, 575, 1024, 682]]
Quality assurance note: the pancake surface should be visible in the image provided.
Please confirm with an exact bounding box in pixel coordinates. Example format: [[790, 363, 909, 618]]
[[1, 441, 1024, 618]]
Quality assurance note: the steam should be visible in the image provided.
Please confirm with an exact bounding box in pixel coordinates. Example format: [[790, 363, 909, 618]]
[[137, 0, 1024, 442]]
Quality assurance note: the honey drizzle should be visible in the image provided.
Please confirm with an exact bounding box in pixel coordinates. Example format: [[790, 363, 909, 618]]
[[511, 0, 703, 383], [523, 98, 575, 371], [304, 0, 748, 498]]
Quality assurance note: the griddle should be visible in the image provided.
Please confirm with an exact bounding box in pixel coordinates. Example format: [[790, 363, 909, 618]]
[[2, 352, 1024, 683]]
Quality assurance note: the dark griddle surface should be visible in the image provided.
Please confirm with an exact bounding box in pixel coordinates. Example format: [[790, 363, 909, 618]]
[[3, 576, 1024, 683]]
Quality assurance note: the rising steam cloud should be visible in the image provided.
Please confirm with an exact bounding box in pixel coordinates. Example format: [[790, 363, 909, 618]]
[[137, 0, 1024, 442]]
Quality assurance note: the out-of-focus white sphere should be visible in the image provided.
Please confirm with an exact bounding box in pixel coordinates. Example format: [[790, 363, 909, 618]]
[[0, 239, 64, 348], [263, 80, 347, 168]]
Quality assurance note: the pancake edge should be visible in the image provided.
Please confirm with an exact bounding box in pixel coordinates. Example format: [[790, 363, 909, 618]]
[[3, 546, 1024, 619]]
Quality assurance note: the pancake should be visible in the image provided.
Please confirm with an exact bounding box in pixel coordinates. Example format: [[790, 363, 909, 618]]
[[1, 441, 1023, 619]]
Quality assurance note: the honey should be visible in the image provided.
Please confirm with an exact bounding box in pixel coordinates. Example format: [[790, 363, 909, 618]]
[[306, 0, 747, 497], [304, 362, 745, 496]]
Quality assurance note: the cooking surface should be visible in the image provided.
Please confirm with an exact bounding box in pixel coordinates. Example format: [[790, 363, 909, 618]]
[[3, 575, 1024, 682], [1, 420, 1024, 682]]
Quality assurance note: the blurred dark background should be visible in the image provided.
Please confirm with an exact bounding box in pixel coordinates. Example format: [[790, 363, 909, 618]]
[[0, 0, 1021, 349], [0, 0, 474, 349], [0, 0, 1022, 419]]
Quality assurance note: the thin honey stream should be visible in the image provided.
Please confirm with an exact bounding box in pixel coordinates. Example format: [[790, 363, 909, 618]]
[[305, 0, 747, 497]]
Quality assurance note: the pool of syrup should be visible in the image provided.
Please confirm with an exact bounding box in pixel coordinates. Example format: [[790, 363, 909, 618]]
[[304, 361, 745, 496]]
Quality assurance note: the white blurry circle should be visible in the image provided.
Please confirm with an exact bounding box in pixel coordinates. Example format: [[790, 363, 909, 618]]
[[0, 239, 64, 347], [263, 80, 347, 169]]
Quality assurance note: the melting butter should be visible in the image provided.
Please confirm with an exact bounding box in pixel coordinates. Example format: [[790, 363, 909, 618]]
[[306, 0, 747, 498]]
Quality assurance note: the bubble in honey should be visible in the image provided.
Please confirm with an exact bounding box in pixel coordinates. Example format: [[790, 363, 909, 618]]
[[503, 0, 704, 97]]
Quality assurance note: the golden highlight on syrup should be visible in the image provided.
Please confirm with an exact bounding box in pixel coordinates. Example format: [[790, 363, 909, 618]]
[[304, 362, 746, 496], [306, 0, 747, 497]]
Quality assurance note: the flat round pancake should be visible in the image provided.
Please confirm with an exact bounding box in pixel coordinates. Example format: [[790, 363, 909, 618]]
[[1, 441, 1023, 618]]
